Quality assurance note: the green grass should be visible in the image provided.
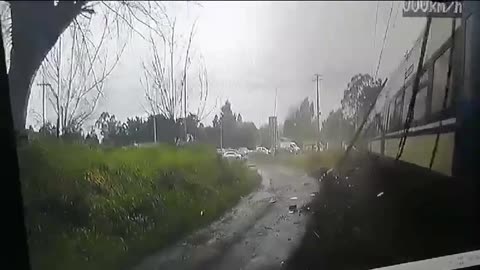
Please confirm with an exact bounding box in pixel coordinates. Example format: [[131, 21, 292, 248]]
[[17, 140, 261, 270]]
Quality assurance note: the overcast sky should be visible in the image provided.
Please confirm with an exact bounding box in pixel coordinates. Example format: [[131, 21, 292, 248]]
[[26, 1, 427, 130]]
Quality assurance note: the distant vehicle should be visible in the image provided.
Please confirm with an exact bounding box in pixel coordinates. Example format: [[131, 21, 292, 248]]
[[237, 147, 249, 156], [279, 141, 301, 154], [223, 150, 243, 161], [216, 148, 224, 155], [255, 146, 270, 155]]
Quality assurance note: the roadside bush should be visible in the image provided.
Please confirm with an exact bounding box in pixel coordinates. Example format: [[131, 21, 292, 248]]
[[17, 140, 260, 270]]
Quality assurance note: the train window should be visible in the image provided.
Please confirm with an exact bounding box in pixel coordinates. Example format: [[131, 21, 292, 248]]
[[420, 71, 429, 86], [385, 103, 391, 132], [402, 86, 412, 122], [414, 86, 428, 121], [432, 48, 454, 113], [380, 105, 385, 133], [378, 113, 383, 136], [388, 100, 395, 132], [394, 94, 403, 131]]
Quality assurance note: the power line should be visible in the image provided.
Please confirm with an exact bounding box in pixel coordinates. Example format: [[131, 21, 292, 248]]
[[330, 2, 394, 170], [313, 74, 322, 152], [392, 1, 401, 29], [273, 88, 278, 117], [372, 1, 379, 74], [374, 1, 394, 80]]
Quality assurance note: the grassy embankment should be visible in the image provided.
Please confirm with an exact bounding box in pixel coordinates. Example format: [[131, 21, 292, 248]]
[[17, 140, 261, 270]]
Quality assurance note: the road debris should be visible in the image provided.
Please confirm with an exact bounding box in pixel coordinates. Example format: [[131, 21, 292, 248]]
[[377, 192, 384, 197], [290, 196, 298, 200]]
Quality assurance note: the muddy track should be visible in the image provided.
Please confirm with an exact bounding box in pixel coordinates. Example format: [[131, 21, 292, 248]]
[[132, 163, 318, 270]]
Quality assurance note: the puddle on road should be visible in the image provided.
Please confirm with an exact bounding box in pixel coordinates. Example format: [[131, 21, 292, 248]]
[[253, 191, 276, 202]]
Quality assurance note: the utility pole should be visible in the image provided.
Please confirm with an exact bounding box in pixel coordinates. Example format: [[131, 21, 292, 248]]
[[37, 82, 52, 135], [153, 89, 157, 143], [274, 88, 278, 117], [313, 74, 322, 151], [184, 72, 188, 143], [220, 119, 223, 149], [56, 36, 61, 138], [42, 83, 45, 131], [273, 88, 278, 155], [37, 82, 48, 133]]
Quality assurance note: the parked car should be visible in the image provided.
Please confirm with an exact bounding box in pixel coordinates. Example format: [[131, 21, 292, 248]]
[[222, 150, 242, 160], [279, 141, 301, 154], [255, 146, 270, 155], [237, 147, 249, 157]]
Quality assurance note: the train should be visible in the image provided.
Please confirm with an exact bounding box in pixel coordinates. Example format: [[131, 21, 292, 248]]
[[365, 17, 463, 176]]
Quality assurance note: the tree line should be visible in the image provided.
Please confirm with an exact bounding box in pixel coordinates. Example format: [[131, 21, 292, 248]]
[[282, 73, 383, 149], [30, 100, 260, 149]]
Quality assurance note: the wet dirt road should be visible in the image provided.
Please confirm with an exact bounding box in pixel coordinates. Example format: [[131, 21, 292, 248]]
[[132, 163, 318, 270]]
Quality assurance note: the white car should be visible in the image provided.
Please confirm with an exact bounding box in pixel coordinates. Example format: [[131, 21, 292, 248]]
[[237, 147, 249, 156], [255, 147, 270, 154], [223, 150, 242, 161]]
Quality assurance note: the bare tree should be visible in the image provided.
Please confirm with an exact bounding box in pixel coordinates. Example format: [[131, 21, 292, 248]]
[[195, 58, 209, 120], [141, 9, 214, 142], [1, 0, 196, 132], [0, 2, 11, 69], [39, 9, 126, 135], [3, 1, 94, 132]]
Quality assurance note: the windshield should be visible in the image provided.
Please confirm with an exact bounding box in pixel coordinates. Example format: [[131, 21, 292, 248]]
[[4, 1, 479, 270]]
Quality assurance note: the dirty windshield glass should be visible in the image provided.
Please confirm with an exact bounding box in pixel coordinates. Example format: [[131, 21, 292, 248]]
[[3, 1, 480, 270]]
